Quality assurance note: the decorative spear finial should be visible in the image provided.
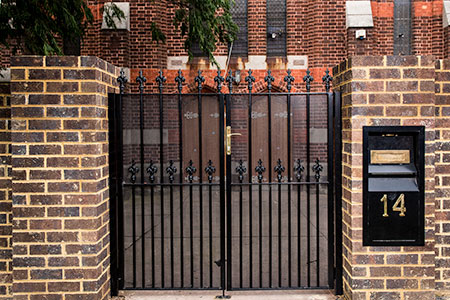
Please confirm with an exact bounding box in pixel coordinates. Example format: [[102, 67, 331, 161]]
[[245, 69, 255, 92], [155, 69, 166, 93], [226, 70, 234, 93], [255, 159, 266, 183], [195, 70, 205, 92], [214, 69, 225, 93], [265, 69, 275, 91], [294, 159, 305, 182], [205, 160, 216, 183], [322, 69, 333, 92], [185, 160, 197, 183], [235, 160, 247, 183], [175, 69, 185, 94], [146, 160, 158, 183], [303, 69, 314, 92], [166, 160, 177, 183], [274, 159, 285, 182], [136, 70, 147, 93], [128, 160, 139, 183], [312, 158, 323, 181], [284, 69, 295, 93], [117, 69, 128, 94]]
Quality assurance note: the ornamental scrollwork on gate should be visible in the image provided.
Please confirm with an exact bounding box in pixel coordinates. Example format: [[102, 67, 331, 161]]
[[255, 159, 266, 183], [185, 160, 197, 183], [146, 160, 158, 183], [128, 160, 139, 184], [312, 158, 323, 181], [274, 159, 285, 182], [205, 160, 216, 183], [294, 159, 305, 182], [166, 160, 177, 183], [235, 160, 247, 183]]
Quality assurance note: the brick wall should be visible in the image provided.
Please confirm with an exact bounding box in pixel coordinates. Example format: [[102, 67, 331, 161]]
[[2, 0, 450, 72], [0, 81, 11, 299], [435, 58, 450, 298], [9, 56, 118, 300], [333, 56, 437, 300]]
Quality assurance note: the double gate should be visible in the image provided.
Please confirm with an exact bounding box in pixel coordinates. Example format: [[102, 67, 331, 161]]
[[109, 69, 342, 295]]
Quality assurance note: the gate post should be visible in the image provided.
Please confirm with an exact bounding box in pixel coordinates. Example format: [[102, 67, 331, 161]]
[[333, 56, 436, 300], [10, 56, 119, 300]]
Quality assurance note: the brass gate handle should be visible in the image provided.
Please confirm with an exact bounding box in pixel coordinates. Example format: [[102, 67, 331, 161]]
[[226, 126, 241, 155]]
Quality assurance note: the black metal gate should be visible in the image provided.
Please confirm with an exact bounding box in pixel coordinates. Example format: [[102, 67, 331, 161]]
[[109, 69, 342, 295]]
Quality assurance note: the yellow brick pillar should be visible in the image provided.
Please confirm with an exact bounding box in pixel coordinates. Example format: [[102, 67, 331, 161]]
[[333, 56, 436, 300], [10, 56, 118, 300]]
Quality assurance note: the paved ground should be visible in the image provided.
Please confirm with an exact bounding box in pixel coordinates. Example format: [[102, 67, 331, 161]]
[[116, 290, 338, 300], [122, 186, 330, 289]]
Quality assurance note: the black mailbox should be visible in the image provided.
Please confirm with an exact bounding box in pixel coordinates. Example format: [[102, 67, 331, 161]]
[[363, 126, 425, 246]]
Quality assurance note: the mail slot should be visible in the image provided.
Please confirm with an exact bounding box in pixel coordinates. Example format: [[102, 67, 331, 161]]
[[363, 126, 425, 246]]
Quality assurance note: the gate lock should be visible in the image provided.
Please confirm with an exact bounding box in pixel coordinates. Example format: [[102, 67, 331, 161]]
[[226, 126, 241, 155]]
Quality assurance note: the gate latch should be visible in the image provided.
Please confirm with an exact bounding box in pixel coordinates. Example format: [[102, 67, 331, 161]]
[[226, 126, 241, 155]]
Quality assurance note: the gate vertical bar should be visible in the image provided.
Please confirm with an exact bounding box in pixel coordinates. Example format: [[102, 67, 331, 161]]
[[176, 70, 185, 288], [314, 159, 322, 287], [334, 91, 343, 295], [130, 161, 137, 288], [246, 70, 255, 288], [303, 69, 313, 287], [219, 92, 226, 295], [264, 70, 274, 288], [275, 159, 284, 287], [156, 70, 166, 288], [267, 78, 273, 288], [226, 93, 233, 291], [117, 89, 125, 290], [287, 86, 292, 288], [148, 160, 156, 288], [136, 71, 147, 288], [187, 161, 195, 287], [167, 161, 176, 287], [327, 92, 335, 289], [195, 71, 205, 287]]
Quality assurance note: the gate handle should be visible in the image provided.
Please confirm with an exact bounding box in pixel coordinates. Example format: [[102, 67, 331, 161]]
[[226, 126, 241, 155]]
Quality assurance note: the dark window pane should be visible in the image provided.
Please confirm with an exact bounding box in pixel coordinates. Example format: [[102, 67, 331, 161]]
[[267, 0, 286, 56], [191, 42, 203, 57], [230, 0, 248, 56], [394, 0, 412, 55], [63, 36, 81, 56]]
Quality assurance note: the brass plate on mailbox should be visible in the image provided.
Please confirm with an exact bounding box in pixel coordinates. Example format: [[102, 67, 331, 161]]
[[370, 150, 410, 164]]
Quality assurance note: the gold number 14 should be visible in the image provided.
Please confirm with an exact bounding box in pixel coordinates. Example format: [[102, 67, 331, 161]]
[[380, 193, 406, 217]]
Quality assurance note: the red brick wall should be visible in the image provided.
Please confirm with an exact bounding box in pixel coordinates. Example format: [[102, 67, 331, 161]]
[[10, 56, 119, 300], [1, 0, 450, 71]]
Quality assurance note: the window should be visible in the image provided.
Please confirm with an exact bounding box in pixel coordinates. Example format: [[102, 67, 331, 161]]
[[266, 0, 286, 56], [191, 42, 203, 57], [393, 0, 412, 55], [230, 0, 248, 56]]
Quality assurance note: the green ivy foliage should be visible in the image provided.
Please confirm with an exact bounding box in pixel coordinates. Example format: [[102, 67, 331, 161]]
[[0, 0, 238, 67], [106, 0, 239, 67], [0, 0, 93, 55]]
